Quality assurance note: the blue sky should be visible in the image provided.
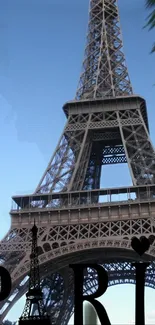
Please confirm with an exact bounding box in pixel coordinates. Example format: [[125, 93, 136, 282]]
[[0, 0, 155, 323]]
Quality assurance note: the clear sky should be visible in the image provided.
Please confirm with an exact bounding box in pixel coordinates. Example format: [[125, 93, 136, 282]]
[[0, 0, 155, 323]]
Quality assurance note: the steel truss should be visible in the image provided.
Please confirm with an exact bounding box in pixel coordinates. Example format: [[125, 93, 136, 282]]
[[1, 205, 155, 323], [35, 96, 155, 193], [31, 259, 155, 324], [0, 0, 155, 324], [76, 0, 133, 99], [0, 246, 155, 324]]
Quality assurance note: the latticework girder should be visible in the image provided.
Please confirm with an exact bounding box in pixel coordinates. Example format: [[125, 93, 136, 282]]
[[1, 252, 155, 324], [37, 260, 155, 325], [76, 0, 133, 99], [1, 0, 155, 323], [0, 205, 155, 322], [34, 97, 155, 194]]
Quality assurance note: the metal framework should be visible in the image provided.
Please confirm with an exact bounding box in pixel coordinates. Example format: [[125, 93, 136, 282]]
[[0, 0, 155, 324], [18, 224, 51, 324], [76, 0, 133, 99], [35, 96, 154, 194]]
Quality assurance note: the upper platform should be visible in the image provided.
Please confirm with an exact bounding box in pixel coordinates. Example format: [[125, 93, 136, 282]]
[[11, 184, 155, 211], [63, 95, 149, 131]]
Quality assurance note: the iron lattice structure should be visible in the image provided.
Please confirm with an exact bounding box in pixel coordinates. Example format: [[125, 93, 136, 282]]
[[0, 0, 155, 324], [18, 224, 51, 324], [76, 0, 133, 99]]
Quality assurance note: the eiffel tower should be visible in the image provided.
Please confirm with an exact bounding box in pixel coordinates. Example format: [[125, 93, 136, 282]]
[[1, 0, 155, 324], [18, 222, 51, 324]]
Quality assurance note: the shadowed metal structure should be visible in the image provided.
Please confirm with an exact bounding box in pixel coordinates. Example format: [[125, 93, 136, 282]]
[[18, 224, 51, 324], [0, 0, 155, 324]]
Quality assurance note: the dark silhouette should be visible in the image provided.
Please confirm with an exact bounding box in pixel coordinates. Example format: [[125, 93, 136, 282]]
[[70, 264, 111, 325], [131, 236, 150, 255], [0, 266, 11, 301], [18, 223, 51, 325], [0, 235, 155, 324], [69, 236, 154, 325]]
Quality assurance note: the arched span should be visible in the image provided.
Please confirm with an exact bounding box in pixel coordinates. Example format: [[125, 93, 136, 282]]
[[0, 247, 155, 323], [11, 237, 155, 283]]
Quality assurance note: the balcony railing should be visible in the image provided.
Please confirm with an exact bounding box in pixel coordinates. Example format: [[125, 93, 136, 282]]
[[10, 185, 155, 212]]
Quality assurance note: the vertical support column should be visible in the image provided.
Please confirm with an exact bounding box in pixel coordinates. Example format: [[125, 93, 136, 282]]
[[116, 111, 136, 185], [68, 114, 92, 191]]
